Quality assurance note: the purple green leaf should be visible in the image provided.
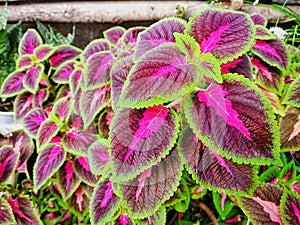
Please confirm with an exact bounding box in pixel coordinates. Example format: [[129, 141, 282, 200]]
[[137, 207, 167, 225], [88, 139, 109, 175], [33, 88, 48, 108], [0, 198, 16, 225], [69, 69, 83, 95], [174, 33, 201, 62], [278, 161, 296, 185], [52, 61, 76, 84], [197, 53, 222, 83], [49, 45, 81, 68], [22, 108, 48, 138], [80, 85, 110, 129], [110, 105, 179, 182], [14, 92, 34, 121], [74, 156, 97, 186], [256, 26, 276, 40], [53, 97, 72, 122], [72, 88, 82, 115], [23, 65, 44, 93], [98, 108, 113, 139], [19, 29, 42, 55], [238, 184, 283, 225], [16, 55, 33, 70], [134, 18, 186, 59], [34, 44, 55, 62], [122, 27, 145, 47], [33, 143, 66, 191], [184, 74, 281, 165], [37, 120, 61, 149], [83, 52, 114, 90], [0, 71, 25, 97], [82, 39, 110, 63], [283, 77, 300, 107], [104, 26, 126, 45], [221, 55, 252, 79], [119, 43, 197, 108], [188, 9, 254, 62], [280, 190, 300, 225], [90, 179, 121, 225], [66, 185, 90, 215], [251, 14, 267, 26], [0, 146, 19, 183], [115, 214, 134, 225]]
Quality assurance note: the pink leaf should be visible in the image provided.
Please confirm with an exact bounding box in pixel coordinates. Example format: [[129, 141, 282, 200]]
[[100, 182, 114, 208], [136, 167, 152, 202], [252, 58, 273, 81], [75, 186, 85, 212], [7, 197, 32, 223], [65, 161, 74, 191], [292, 201, 300, 223]]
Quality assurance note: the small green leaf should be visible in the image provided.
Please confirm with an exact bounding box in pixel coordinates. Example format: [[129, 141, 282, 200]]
[[0, 1, 8, 30]]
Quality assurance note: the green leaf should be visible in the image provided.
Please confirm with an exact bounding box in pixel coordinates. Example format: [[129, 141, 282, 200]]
[[0, 1, 8, 30], [212, 192, 235, 220]]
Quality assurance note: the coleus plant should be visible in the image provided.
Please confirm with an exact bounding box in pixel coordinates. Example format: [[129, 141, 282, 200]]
[[0, 7, 299, 225]]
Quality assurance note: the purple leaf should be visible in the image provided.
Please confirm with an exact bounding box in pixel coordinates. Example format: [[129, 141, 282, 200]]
[[52, 61, 76, 84], [84, 52, 114, 90], [16, 55, 33, 70], [33, 144, 66, 191], [19, 29, 42, 55], [70, 69, 83, 95], [98, 108, 113, 139], [221, 55, 252, 79], [0, 71, 25, 97], [57, 160, 81, 200], [119, 44, 196, 108], [33, 88, 48, 108], [74, 156, 97, 185], [120, 150, 182, 218], [90, 180, 120, 225], [251, 14, 267, 26], [34, 44, 55, 62], [88, 139, 109, 175], [0, 146, 19, 183], [110, 105, 179, 182], [13, 132, 34, 171], [281, 190, 300, 225], [238, 184, 283, 225], [49, 45, 81, 68], [188, 9, 254, 61], [80, 85, 110, 129], [14, 92, 34, 121], [252, 39, 288, 69], [0, 198, 16, 224], [111, 56, 134, 110], [66, 185, 90, 214], [256, 26, 276, 40], [179, 127, 257, 194], [53, 97, 72, 121], [184, 74, 281, 165], [134, 18, 186, 59], [23, 108, 48, 138], [37, 120, 60, 148], [283, 77, 300, 107], [104, 26, 126, 45], [72, 88, 82, 115], [7, 196, 42, 225], [23, 65, 44, 93], [122, 27, 145, 47], [137, 207, 166, 225], [82, 39, 110, 63]]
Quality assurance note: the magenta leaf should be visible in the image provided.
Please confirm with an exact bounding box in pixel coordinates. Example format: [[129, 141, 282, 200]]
[[16, 54, 33, 70], [22, 108, 48, 138], [57, 160, 81, 200], [37, 120, 61, 149], [80, 85, 110, 129], [0, 146, 19, 183], [122, 27, 145, 47], [83, 52, 114, 90], [251, 14, 267, 26], [119, 43, 197, 108], [280, 190, 300, 225], [221, 54, 252, 79], [134, 18, 186, 59], [33, 143, 66, 191], [238, 184, 283, 225], [110, 105, 179, 182], [14, 92, 34, 121], [119, 149, 183, 218], [69, 69, 83, 95], [53, 97, 72, 122], [82, 38, 110, 63], [178, 127, 257, 195], [13, 132, 34, 170], [33, 88, 48, 108], [252, 39, 288, 70], [7, 196, 42, 225], [184, 74, 281, 165], [49, 45, 81, 68], [90, 179, 121, 225], [188, 9, 254, 62], [0, 71, 25, 97], [111, 56, 134, 110], [19, 29, 42, 55], [34, 44, 55, 62], [0, 198, 16, 224], [52, 60, 76, 84], [66, 185, 90, 214], [283, 77, 300, 107], [256, 26, 276, 40], [104, 26, 126, 45], [74, 156, 97, 186], [23, 65, 44, 93], [88, 139, 110, 175]]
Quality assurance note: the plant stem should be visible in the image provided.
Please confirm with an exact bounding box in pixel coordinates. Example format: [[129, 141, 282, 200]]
[[199, 202, 218, 225]]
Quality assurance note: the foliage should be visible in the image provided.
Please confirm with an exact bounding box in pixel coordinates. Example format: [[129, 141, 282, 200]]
[[0, 7, 300, 225]]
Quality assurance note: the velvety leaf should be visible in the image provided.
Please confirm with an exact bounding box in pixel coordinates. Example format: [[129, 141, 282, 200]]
[[104, 26, 126, 45], [197, 53, 222, 83], [13, 132, 34, 171], [0, 146, 19, 183], [33, 88, 48, 108], [88, 139, 109, 175], [49, 45, 81, 68], [122, 27, 145, 47], [69, 113, 84, 132], [134, 18, 186, 59], [110, 105, 179, 182], [178, 127, 257, 195], [251, 14, 267, 26], [136, 207, 166, 225], [119, 43, 197, 108], [188, 9, 254, 62], [221, 55, 252, 79], [72, 88, 82, 115], [83, 52, 114, 90], [98, 107, 113, 139], [256, 26, 276, 40], [280, 190, 300, 225], [22, 108, 47, 138], [53, 97, 72, 121], [111, 56, 134, 110], [0, 198, 16, 225], [34, 44, 55, 62], [37, 120, 61, 149], [280, 107, 300, 151], [82, 39, 110, 63], [115, 214, 134, 225], [66, 185, 90, 215], [33, 143, 66, 191], [90, 179, 121, 225], [74, 156, 97, 185], [19, 29, 42, 55], [14, 92, 34, 121], [52, 61, 76, 84], [23, 65, 44, 93], [260, 88, 284, 116], [57, 160, 81, 200], [278, 160, 296, 185], [184, 74, 281, 165], [283, 77, 300, 107], [0, 71, 25, 97], [238, 184, 283, 225], [16, 55, 33, 70], [7, 196, 42, 225], [80, 85, 110, 129], [259, 167, 280, 184], [174, 33, 201, 62], [252, 39, 288, 70], [212, 192, 235, 220], [69, 69, 83, 95], [119, 149, 183, 218]]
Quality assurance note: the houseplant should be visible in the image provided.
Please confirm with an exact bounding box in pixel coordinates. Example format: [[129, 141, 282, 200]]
[[0, 6, 300, 225]]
